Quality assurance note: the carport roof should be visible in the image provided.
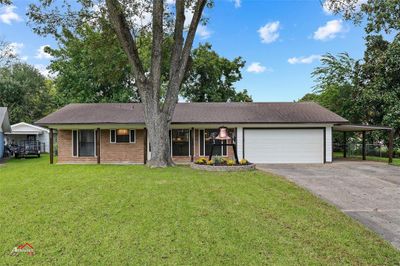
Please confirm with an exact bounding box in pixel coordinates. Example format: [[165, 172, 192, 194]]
[[333, 124, 392, 132]]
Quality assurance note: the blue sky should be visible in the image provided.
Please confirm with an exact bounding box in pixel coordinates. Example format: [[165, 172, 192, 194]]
[[0, 0, 368, 102]]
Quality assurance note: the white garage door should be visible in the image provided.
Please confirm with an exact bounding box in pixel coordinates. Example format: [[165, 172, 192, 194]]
[[244, 129, 324, 164]]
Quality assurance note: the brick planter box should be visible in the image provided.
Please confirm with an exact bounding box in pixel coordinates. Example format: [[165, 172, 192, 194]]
[[191, 163, 256, 172]]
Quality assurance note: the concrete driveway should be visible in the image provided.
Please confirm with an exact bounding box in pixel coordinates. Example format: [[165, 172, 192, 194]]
[[257, 160, 400, 249]]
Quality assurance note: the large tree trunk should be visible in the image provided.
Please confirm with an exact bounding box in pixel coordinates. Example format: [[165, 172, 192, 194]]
[[145, 105, 174, 167], [106, 0, 207, 167]]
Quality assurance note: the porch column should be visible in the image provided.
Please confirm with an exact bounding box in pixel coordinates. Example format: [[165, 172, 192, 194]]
[[49, 128, 54, 164], [144, 128, 147, 164], [343, 132, 347, 158], [388, 129, 394, 164], [362, 131, 366, 161], [96, 128, 100, 164], [236, 127, 244, 160]]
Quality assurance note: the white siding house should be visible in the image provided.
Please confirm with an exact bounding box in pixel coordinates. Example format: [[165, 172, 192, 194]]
[[5, 122, 50, 153]]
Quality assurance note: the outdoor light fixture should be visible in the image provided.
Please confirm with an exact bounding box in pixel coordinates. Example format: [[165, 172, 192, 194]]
[[215, 127, 231, 141], [117, 129, 129, 136]]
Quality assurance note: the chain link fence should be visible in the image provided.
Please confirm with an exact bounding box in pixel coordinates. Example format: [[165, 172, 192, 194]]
[[333, 143, 399, 158]]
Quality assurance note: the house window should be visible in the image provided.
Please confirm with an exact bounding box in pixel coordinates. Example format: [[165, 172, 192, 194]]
[[72, 130, 95, 157], [110, 129, 136, 143], [200, 129, 231, 156], [171, 129, 190, 156], [79, 130, 95, 157]]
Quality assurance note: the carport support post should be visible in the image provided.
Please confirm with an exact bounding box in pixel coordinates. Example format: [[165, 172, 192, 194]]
[[49, 128, 54, 164], [388, 129, 394, 164], [362, 131, 366, 161], [343, 132, 347, 158]]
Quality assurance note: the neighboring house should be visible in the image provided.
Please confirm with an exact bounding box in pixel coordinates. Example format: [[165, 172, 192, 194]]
[[4, 122, 50, 153], [0, 107, 11, 158], [36, 102, 350, 164]]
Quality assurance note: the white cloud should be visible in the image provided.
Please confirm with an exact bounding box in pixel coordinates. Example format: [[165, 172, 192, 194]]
[[8, 42, 23, 56], [288, 55, 322, 64], [247, 62, 267, 73], [35, 45, 53, 59], [258, 21, 280, 44], [313, 19, 345, 41], [322, 0, 367, 15], [34, 64, 51, 77], [0, 5, 22, 25], [232, 0, 241, 8], [197, 25, 212, 39]]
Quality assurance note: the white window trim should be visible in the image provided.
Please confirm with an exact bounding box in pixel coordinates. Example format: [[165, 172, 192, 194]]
[[110, 129, 135, 144], [200, 128, 227, 157], [129, 129, 136, 144], [72, 129, 96, 157]]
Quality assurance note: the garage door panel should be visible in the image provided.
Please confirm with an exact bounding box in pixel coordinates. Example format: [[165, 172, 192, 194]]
[[244, 129, 324, 164]]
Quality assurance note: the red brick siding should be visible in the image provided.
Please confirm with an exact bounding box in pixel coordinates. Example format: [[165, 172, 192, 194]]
[[100, 129, 144, 164], [57, 128, 237, 164], [57, 130, 97, 164]]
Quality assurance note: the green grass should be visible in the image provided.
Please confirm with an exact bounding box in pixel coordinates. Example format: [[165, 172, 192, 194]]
[[0, 156, 399, 265], [333, 151, 400, 166]]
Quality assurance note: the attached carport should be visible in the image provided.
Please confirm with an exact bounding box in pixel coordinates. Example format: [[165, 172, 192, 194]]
[[333, 124, 394, 164]]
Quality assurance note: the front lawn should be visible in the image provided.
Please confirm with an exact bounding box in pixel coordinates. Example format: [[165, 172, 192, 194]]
[[0, 156, 399, 265]]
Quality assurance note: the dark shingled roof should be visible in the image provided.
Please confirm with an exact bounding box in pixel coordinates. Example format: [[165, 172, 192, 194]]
[[36, 102, 348, 125]]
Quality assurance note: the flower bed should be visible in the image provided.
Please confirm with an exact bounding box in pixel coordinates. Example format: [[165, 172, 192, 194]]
[[191, 157, 255, 172]]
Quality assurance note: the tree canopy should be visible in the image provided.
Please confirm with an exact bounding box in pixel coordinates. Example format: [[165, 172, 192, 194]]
[[47, 23, 250, 105], [0, 63, 56, 124], [301, 33, 400, 146]]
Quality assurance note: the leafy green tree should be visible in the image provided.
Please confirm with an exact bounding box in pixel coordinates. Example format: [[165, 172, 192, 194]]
[[29, 0, 211, 167], [181, 43, 251, 102], [49, 25, 139, 104], [325, 0, 400, 33], [301, 53, 362, 123], [0, 39, 17, 67], [48, 27, 250, 104], [0, 63, 56, 124]]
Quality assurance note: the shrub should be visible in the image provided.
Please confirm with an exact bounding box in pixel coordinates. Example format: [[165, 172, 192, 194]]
[[226, 160, 235, 166], [206, 160, 214, 165], [239, 159, 249, 165], [214, 156, 225, 165], [195, 157, 207, 165]]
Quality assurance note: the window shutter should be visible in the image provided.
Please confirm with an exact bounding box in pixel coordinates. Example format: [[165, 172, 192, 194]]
[[129, 130, 136, 143], [110, 129, 116, 143], [72, 130, 78, 157]]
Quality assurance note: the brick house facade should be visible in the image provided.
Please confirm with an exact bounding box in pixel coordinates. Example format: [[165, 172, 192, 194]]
[[57, 128, 236, 164]]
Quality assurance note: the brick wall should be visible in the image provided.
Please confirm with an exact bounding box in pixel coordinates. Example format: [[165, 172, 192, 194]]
[[100, 129, 145, 164], [57, 128, 237, 164], [57, 130, 97, 164]]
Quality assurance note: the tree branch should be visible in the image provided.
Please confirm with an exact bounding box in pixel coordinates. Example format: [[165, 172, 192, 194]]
[[106, 0, 147, 90], [168, 0, 185, 83], [163, 0, 207, 113], [178, 0, 207, 82], [150, 0, 164, 105]]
